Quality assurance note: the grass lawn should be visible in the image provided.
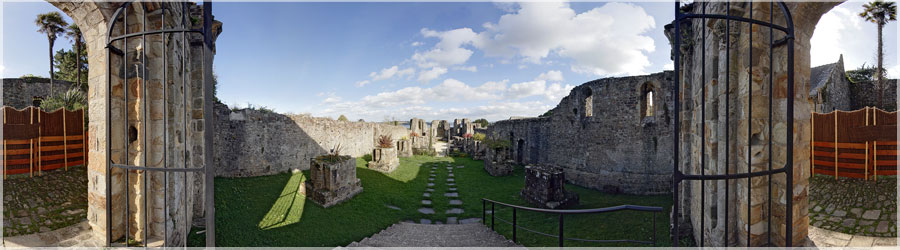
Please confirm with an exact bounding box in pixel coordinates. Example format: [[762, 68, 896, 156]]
[[190, 155, 687, 247]]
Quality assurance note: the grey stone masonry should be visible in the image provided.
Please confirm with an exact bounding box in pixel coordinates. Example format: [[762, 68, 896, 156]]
[[345, 222, 521, 247], [2, 78, 76, 109]]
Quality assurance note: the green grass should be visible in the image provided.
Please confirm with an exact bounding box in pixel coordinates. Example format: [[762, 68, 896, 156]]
[[190, 156, 686, 247]]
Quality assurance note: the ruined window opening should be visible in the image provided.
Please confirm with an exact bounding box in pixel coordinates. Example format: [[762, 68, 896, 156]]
[[583, 88, 594, 117], [641, 84, 655, 118]]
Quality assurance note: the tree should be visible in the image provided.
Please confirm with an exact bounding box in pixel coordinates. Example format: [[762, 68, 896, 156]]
[[860, 0, 897, 107], [64, 24, 84, 90], [53, 46, 87, 87], [846, 63, 885, 84], [35, 12, 68, 91], [473, 118, 489, 128], [41, 88, 86, 111], [338, 115, 349, 121]]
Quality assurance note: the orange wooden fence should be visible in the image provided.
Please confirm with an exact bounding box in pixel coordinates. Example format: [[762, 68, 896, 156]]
[[811, 107, 897, 180], [2, 106, 86, 178]]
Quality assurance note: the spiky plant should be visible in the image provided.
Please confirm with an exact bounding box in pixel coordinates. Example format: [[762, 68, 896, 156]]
[[377, 135, 393, 148]]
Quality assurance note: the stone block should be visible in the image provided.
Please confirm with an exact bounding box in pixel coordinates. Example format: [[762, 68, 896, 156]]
[[520, 165, 579, 209], [306, 156, 363, 208], [367, 147, 399, 173]]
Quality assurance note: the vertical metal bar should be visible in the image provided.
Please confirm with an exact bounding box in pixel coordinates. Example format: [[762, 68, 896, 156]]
[[767, 2, 774, 246], [785, 8, 795, 245], [700, 2, 706, 247], [558, 214, 564, 247], [725, 1, 731, 246], [482, 200, 486, 225], [182, 2, 189, 247], [672, 0, 681, 246], [512, 207, 517, 243], [141, 4, 149, 245], [202, 2, 216, 246], [652, 211, 657, 247], [747, 2, 753, 246], [124, 4, 130, 246], [491, 202, 495, 230], [105, 22, 113, 247], [162, 2, 168, 246]]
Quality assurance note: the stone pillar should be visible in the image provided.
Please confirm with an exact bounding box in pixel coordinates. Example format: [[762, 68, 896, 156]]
[[668, 2, 837, 246], [48, 2, 221, 246]]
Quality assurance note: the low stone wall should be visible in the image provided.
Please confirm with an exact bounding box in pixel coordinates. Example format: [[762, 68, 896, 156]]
[[214, 103, 409, 177], [3, 78, 75, 109]]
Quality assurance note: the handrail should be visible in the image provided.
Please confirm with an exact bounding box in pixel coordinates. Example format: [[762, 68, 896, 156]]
[[481, 198, 662, 247]]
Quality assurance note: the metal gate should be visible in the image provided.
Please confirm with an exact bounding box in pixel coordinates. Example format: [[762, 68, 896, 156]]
[[671, 1, 795, 247], [105, 1, 215, 247]]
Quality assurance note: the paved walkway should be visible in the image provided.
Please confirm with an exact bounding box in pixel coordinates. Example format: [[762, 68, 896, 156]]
[[2, 221, 102, 247], [4, 165, 88, 237], [417, 162, 478, 225], [807, 226, 897, 247], [344, 222, 521, 247], [809, 175, 896, 237]]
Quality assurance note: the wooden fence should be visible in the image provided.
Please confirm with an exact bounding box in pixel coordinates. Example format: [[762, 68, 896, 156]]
[[811, 107, 897, 180], [3, 106, 86, 178]]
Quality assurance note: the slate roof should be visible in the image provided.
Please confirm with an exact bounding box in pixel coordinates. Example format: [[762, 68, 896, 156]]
[[809, 55, 842, 96]]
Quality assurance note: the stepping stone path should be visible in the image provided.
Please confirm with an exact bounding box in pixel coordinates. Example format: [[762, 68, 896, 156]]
[[809, 174, 897, 237], [416, 162, 467, 224]]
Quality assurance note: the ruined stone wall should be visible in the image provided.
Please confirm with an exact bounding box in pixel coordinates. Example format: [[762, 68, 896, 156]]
[[2, 78, 76, 109], [823, 62, 852, 112], [488, 71, 675, 195], [214, 103, 409, 177], [849, 79, 897, 111]]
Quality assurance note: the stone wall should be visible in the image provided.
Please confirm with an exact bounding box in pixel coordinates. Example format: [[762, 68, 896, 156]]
[[849, 79, 898, 111], [213, 103, 409, 177], [2, 78, 76, 109], [488, 71, 675, 195]]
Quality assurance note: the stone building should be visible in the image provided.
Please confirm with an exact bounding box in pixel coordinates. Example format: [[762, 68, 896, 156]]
[[409, 118, 428, 137], [809, 55, 851, 112], [488, 71, 675, 195], [3, 78, 76, 108], [808, 54, 898, 112]]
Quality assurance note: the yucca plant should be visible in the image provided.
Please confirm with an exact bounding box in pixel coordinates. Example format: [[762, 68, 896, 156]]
[[41, 87, 86, 111], [377, 135, 393, 148], [316, 144, 350, 163]]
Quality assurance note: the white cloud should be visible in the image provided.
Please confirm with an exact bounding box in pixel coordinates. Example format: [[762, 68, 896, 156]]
[[506, 80, 547, 99], [545, 83, 575, 101], [417, 67, 448, 83], [465, 2, 656, 76], [355, 80, 371, 87], [663, 62, 674, 70], [437, 101, 555, 121], [811, 7, 864, 67], [411, 41, 423, 47], [453, 65, 478, 72], [320, 92, 342, 105], [537, 70, 564, 82], [369, 66, 415, 81]]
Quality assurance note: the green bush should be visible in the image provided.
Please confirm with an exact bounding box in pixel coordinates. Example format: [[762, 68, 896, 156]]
[[41, 88, 86, 111], [473, 133, 486, 141]]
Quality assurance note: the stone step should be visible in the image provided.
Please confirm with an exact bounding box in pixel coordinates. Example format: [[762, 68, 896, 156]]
[[351, 222, 522, 247]]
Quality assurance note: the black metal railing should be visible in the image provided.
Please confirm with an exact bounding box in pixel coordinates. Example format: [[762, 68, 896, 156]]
[[481, 198, 662, 247]]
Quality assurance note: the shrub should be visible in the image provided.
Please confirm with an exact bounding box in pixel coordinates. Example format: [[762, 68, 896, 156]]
[[473, 133, 486, 141], [315, 144, 350, 163], [413, 148, 436, 157], [338, 115, 349, 121], [377, 135, 393, 148], [484, 138, 511, 150], [41, 87, 86, 111]]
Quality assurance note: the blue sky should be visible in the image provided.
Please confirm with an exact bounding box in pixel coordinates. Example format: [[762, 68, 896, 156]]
[[2, 1, 897, 122]]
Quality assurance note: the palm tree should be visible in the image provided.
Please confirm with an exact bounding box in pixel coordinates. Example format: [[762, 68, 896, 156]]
[[35, 12, 68, 91], [860, 1, 897, 108], [65, 24, 84, 90]]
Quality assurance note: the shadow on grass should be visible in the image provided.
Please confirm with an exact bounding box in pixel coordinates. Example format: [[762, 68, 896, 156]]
[[191, 155, 683, 247]]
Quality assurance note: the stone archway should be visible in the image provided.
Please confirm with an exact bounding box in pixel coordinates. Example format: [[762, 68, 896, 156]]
[[668, 1, 841, 247], [42, 2, 221, 246]]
